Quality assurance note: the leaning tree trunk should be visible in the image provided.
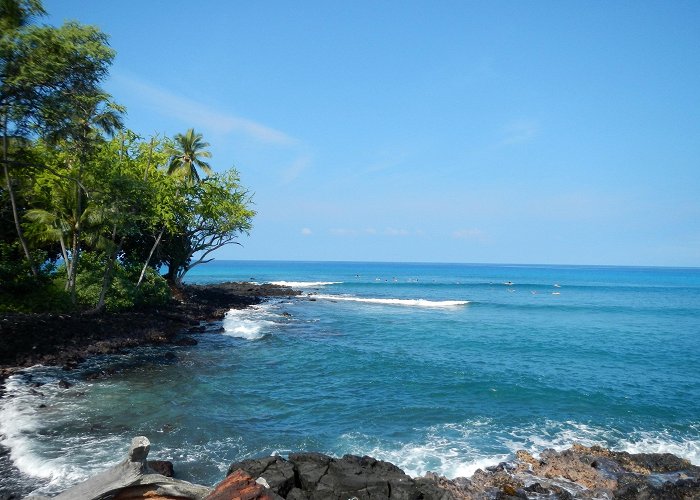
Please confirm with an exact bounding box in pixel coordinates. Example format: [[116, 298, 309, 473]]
[[136, 226, 165, 287], [2, 112, 37, 277], [67, 168, 83, 303]]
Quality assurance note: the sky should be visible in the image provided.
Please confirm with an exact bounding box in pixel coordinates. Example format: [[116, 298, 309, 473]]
[[44, 1, 700, 267]]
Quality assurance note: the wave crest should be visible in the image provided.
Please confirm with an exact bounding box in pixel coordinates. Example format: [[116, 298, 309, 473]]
[[269, 281, 341, 288], [223, 306, 279, 340], [312, 294, 469, 308]]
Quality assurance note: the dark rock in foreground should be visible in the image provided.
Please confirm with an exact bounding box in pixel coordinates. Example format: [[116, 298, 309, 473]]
[[226, 445, 700, 499], [28, 438, 700, 499]]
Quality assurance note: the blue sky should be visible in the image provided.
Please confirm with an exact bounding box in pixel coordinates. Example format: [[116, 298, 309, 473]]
[[45, 1, 700, 266]]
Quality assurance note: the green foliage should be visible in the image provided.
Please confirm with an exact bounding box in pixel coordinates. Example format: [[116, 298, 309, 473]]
[[166, 128, 213, 184], [72, 252, 169, 312], [0, 0, 46, 32], [0, 240, 71, 312], [162, 167, 255, 285], [1, 2, 255, 312]]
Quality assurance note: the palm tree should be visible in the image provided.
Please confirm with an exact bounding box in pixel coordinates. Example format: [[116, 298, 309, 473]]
[[166, 128, 213, 183], [52, 91, 124, 303]]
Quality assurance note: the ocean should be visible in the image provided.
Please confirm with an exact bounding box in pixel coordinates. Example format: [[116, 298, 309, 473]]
[[2, 261, 699, 496]]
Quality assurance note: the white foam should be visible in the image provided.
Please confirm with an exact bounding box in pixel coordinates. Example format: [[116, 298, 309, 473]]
[[339, 419, 700, 480], [503, 420, 700, 467], [269, 281, 341, 288], [222, 306, 279, 340], [312, 294, 469, 308], [618, 429, 700, 465], [0, 372, 118, 493]]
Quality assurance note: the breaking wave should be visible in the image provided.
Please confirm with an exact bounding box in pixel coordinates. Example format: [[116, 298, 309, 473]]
[[340, 419, 700, 479], [311, 294, 469, 308], [269, 281, 342, 288], [222, 305, 281, 340]]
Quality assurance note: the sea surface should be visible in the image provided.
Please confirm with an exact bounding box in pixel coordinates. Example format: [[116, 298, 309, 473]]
[[2, 261, 700, 496]]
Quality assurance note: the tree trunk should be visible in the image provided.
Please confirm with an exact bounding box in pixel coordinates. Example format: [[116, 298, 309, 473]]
[[58, 232, 70, 279], [67, 167, 82, 304], [92, 231, 125, 314], [136, 225, 165, 287], [2, 111, 37, 277]]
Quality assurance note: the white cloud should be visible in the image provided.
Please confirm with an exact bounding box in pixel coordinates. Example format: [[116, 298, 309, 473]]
[[384, 228, 410, 237], [301, 227, 312, 236], [113, 73, 297, 146]]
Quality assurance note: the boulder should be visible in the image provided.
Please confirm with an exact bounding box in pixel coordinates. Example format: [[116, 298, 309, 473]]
[[205, 469, 279, 500], [226, 452, 462, 499], [148, 460, 175, 478], [227, 456, 295, 497]]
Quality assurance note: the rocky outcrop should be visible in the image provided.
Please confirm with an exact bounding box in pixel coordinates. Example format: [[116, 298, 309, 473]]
[[27, 436, 211, 500], [0, 282, 299, 376], [447, 444, 700, 499], [225, 446, 700, 499], [23, 440, 700, 499]]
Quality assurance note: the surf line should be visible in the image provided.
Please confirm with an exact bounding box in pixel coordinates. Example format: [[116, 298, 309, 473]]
[[310, 294, 469, 308]]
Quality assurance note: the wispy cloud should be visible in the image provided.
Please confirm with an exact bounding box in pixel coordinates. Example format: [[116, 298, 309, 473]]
[[384, 228, 410, 237], [501, 119, 539, 145], [113, 73, 297, 146], [330, 227, 421, 237], [301, 227, 313, 236], [281, 154, 312, 185], [452, 228, 489, 243]]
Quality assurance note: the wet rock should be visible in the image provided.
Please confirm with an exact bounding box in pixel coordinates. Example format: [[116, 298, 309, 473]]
[[57, 379, 72, 389], [148, 460, 174, 478], [175, 337, 198, 346], [206, 469, 277, 500], [227, 452, 461, 499], [467, 444, 700, 499], [227, 456, 295, 497]]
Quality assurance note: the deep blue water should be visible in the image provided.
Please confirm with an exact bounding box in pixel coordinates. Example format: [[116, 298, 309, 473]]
[[2, 261, 699, 495]]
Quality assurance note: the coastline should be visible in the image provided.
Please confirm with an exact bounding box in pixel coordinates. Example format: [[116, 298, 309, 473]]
[[0, 282, 301, 499], [0, 282, 301, 382]]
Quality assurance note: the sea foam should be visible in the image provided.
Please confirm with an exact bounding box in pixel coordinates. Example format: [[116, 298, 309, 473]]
[[340, 419, 700, 480], [269, 281, 342, 288], [312, 294, 469, 308], [222, 305, 280, 340], [0, 370, 121, 495]]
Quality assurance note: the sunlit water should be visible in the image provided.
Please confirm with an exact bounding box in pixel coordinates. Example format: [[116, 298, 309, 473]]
[[2, 261, 699, 496]]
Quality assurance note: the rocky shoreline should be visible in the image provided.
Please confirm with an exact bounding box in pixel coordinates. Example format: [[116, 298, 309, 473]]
[[25, 436, 700, 499], [0, 282, 301, 381]]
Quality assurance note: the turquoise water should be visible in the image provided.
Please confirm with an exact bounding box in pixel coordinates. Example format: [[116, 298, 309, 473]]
[[2, 261, 700, 495]]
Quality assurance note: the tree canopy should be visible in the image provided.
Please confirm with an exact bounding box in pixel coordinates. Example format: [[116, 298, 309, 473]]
[[0, 0, 255, 312]]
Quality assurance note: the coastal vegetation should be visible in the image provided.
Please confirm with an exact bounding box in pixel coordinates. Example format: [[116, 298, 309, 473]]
[[0, 0, 254, 313]]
